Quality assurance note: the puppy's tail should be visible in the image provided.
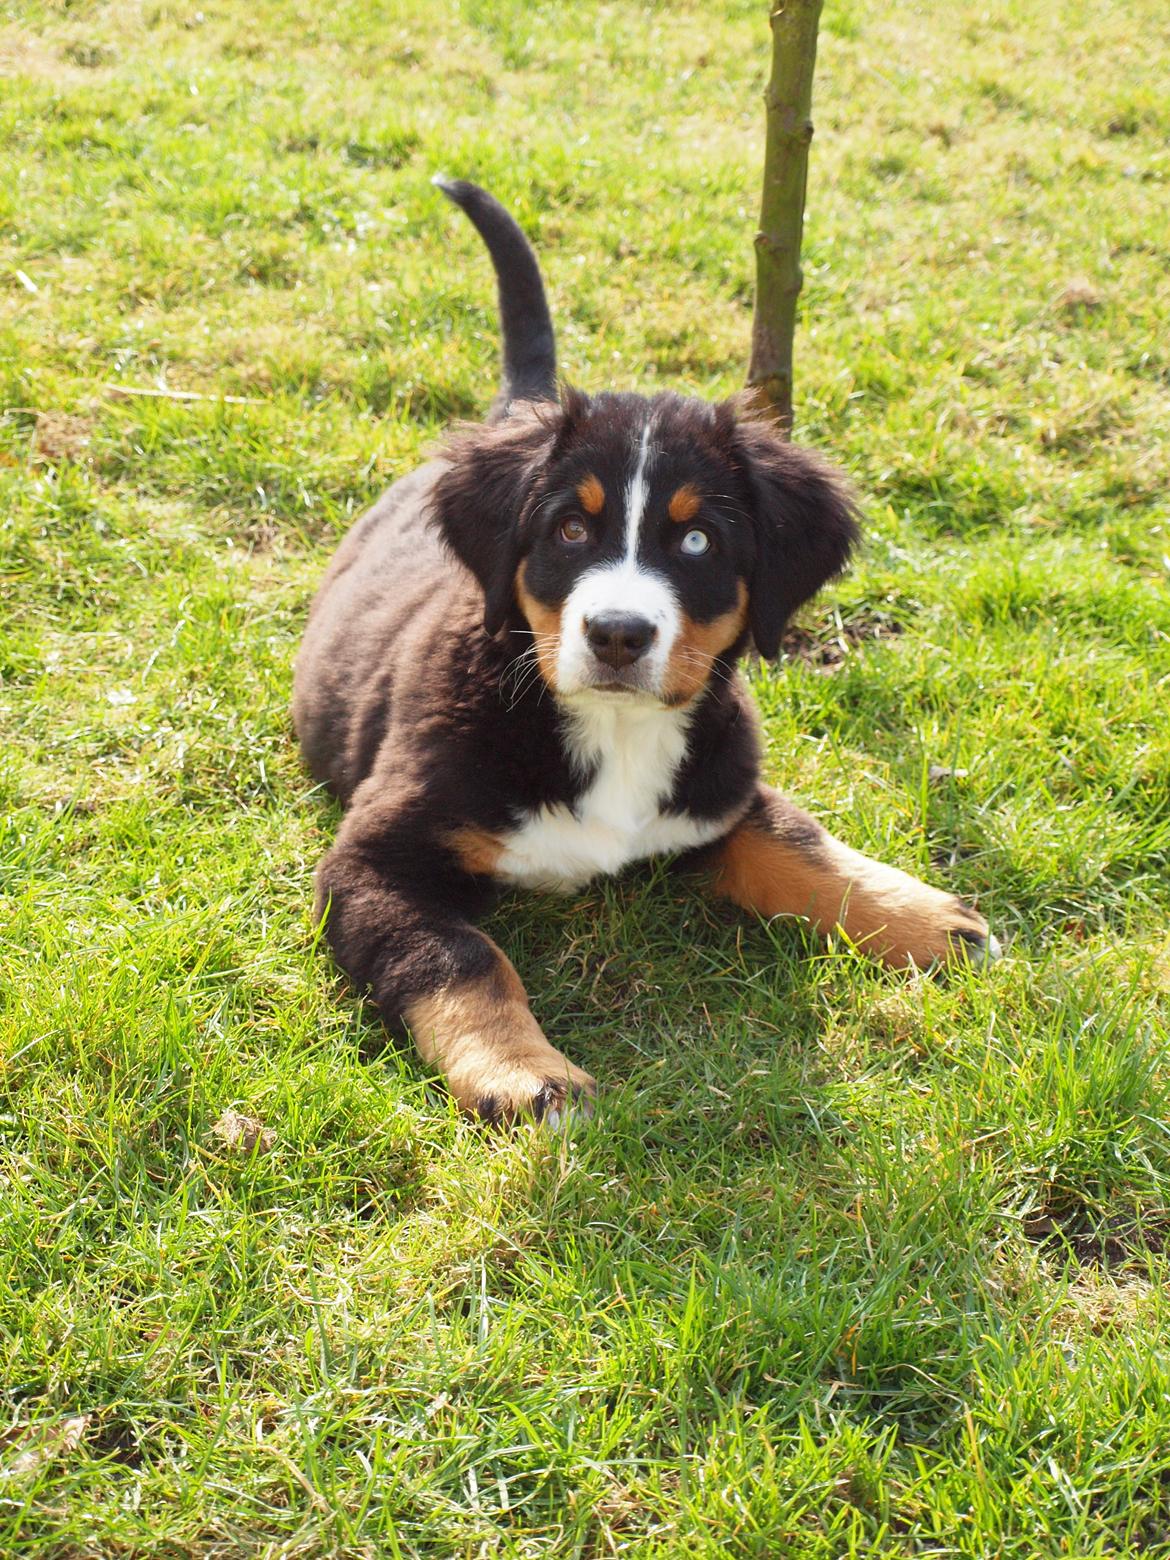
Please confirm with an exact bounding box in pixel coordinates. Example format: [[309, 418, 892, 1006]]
[[433, 176, 557, 418]]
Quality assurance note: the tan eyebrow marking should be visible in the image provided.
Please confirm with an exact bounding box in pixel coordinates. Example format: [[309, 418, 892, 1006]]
[[576, 475, 605, 514], [668, 483, 702, 524]]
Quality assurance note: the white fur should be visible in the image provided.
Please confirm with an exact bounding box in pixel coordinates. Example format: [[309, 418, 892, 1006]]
[[496, 692, 733, 892], [556, 415, 684, 699], [623, 420, 653, 552], [555, 558, 680, 695]]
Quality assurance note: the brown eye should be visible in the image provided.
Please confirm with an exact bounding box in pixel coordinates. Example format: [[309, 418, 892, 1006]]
[[559, 517, 589, 544]]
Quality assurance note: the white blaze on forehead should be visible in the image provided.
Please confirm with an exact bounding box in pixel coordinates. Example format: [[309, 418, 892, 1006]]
[[623, 419, 654, 560]]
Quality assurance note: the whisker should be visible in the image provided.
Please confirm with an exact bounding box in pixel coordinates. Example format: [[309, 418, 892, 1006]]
[[500, 630, 561, 710], [667, 646, 739, 690]]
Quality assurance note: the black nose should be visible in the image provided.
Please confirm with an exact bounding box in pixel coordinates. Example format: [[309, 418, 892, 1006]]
[[584, 613, 657, 669]]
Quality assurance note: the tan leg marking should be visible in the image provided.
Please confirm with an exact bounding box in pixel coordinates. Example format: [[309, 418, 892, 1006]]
[[576, 474, 605, 515], [404, 942, 595, 1121], [711, 792, 992, 969], [444, 826, 504, 879], [662, 582, 748, 705], [515, 563, 563, 690]]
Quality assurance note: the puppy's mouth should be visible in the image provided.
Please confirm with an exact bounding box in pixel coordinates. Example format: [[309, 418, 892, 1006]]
[[581, 663, 654, 696], [578, 665, 700, 710]]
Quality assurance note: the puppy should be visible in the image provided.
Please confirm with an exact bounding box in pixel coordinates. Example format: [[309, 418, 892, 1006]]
[[293, 179, 997, 1123]]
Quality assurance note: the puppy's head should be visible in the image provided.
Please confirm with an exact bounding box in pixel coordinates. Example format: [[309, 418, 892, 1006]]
[[432, 389, 858, 705]]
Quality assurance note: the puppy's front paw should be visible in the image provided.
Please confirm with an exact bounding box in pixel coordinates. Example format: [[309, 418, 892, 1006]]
[[474, 1067, 596, 1129], [876, 889, 1000, 971], [465, 1054, 597, 1127], [839, 862, 999, 971], [947, 913, 1002, 969], [407, 974, 596, 1126]]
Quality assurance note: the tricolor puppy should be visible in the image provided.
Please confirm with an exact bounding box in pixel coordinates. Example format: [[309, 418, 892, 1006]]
[[294, 180, 998, 1123]]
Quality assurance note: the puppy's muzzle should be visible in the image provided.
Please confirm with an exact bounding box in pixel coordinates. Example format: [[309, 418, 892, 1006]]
[[584, 612, 657, 670]]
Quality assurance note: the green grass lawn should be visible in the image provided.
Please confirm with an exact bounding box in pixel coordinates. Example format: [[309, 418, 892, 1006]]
[[3, 0, 1170, 1552]]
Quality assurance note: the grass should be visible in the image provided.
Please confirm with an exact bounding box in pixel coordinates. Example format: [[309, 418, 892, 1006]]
[[2, 0, 1170, 1552]]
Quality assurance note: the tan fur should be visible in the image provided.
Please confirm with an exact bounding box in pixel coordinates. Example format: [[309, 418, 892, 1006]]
[[711, 788, 990, 968], [515, 564, 563, 689], [576, 474, 606, 514], [404, 942, 595, 1116], [445, 826, 503, 878], [668, 483, 702, 524], [662, 582, 748, 704]]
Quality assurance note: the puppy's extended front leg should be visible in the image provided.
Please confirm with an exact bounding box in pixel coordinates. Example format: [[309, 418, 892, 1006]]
[[709, 786, 997, 969], [317, 827, 594, 1122]]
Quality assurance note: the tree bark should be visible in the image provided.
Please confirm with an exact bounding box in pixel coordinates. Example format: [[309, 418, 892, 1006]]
[[747, 0, 825, 434]]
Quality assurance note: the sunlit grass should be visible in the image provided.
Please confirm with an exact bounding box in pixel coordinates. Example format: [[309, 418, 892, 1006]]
[[2, 0, 1169, 1552]]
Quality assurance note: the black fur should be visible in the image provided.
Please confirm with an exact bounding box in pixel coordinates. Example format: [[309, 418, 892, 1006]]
[[434, 176, 557, 415], [719, 411, 859, 659], [431, 407, 562, 635]]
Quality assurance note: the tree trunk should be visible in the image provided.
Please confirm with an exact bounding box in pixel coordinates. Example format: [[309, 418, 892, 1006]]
[[747, 0, 824, 434]]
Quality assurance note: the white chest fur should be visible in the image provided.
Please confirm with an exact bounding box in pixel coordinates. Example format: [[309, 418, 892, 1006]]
[[496, 694, 731, 893]]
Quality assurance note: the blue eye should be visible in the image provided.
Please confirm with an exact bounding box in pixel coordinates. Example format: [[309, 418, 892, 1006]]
[[680, 528, 710, 556]]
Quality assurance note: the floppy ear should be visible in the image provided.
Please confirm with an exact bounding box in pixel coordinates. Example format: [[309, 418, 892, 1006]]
[[430, 392, 585, 635], [721, 409, 860, 659]]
